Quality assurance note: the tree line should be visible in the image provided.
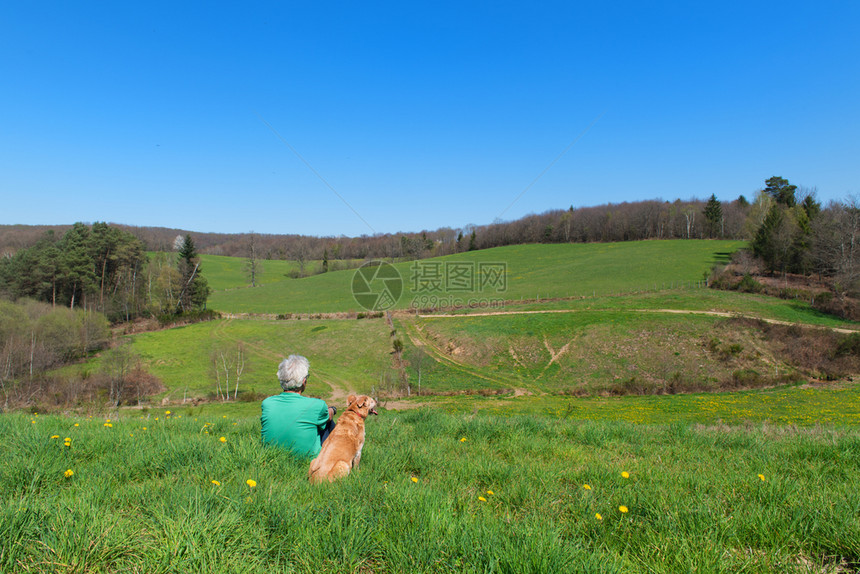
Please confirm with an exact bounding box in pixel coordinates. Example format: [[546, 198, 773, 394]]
[[0, 223, 211, 322]]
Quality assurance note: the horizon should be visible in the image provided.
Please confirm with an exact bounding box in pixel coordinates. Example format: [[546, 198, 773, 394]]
[[2, 2, 858, 236]]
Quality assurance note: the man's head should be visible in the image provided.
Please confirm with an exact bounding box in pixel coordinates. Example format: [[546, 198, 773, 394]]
[[278, 355, 310, 392]]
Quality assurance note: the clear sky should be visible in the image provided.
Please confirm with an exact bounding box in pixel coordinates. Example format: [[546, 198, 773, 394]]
[[1, 1, 858, 237]]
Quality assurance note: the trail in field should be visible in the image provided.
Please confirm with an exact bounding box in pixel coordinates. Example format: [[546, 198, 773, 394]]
[[402, 320, 534, 395], [210, 318, 354, 403], [536, 335, 576, 381], [418, 308, 859, 334]]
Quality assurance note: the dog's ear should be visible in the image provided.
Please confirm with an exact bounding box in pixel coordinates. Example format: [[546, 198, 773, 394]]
[[357, 396, 367, 408], [347, 394, 357, 406]]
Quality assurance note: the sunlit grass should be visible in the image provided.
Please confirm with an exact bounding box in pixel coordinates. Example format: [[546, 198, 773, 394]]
[[3, 409, 858, 573]]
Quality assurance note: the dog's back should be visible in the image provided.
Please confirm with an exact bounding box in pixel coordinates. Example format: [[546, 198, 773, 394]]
[[309, 395, 377, 484]]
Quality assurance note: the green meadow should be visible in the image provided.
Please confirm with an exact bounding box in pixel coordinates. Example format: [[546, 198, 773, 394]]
[[6, 240, 860, 572], [207, 240, 743, 314], [3, 409, 859, 573]]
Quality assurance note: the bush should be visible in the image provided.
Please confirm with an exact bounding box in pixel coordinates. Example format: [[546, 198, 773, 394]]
[[736, 274, 764, 293]]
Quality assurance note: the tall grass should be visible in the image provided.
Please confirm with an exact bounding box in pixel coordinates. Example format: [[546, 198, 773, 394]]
[[3, 410, 858, 573]]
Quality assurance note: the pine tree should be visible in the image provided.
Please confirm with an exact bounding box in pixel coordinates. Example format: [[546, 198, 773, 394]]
[[703, 194, 723, 238]]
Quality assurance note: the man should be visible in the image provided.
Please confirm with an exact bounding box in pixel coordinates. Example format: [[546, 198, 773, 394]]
[[261, 354, 336, 457]]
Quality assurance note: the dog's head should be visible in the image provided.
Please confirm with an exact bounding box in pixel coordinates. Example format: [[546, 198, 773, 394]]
[[346, 394, 378, 417]]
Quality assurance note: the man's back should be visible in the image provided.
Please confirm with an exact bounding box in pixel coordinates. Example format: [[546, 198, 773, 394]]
[[261, 392, 329, 457]]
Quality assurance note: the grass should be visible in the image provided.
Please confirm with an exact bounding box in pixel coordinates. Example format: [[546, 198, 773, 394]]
[[206, 240, 744, 314], [198, 254, 300, 291], [3, 409, 859, 573], [122, 317, 394, 399]]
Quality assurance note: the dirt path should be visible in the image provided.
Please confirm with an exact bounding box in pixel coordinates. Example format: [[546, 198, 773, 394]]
[[417, 308, 860, 334]]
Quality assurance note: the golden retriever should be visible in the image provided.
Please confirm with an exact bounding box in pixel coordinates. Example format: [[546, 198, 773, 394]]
[[308, 394, 378, 483]]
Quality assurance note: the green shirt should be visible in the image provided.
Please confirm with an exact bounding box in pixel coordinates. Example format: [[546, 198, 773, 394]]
[[261, 393, 329, 457]]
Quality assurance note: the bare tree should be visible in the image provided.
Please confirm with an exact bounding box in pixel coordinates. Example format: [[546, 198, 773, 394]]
[[102, 341, 137, 407], [245, 232, 262, 287]]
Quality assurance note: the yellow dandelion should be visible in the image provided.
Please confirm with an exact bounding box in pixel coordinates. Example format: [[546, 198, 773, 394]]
[[595, 513, 603, 520], [31, 420, 35, 424], [106, 419, 111, 423], [219, 437, 227, 443], [487, 490, 494, 496], [583, 484, 592, 490], [411, 476, 418, 483], [758, 474, 766, 482], [619, 505, 629, 513], [621, 472, 630, 479], [460, 437, 467, 442], [211, 480, 221, 486], [64, 437, 71, 442], [73, 423, 79, 427], [155, 417, 159, 421], [103, 423, 113, 428], [63, 469, 74, 478], [478, 496, 487, 502], [246, 479, 257, 488], [50, 435, 59, 439], [165, 411, 171, 415], [142, 427, 147, 431], [223, 415, 227, 418]]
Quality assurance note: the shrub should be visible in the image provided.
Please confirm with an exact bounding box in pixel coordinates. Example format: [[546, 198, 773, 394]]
[[736, 274, 764, 293]]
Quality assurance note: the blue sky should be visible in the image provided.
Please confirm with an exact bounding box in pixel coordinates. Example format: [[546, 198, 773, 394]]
[[1, 1, 858, 237]]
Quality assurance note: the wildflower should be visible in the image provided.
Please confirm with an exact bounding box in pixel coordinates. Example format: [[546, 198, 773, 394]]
[[64, 437, 71, 442], [758, 474, 766, 482], [74, 423, 79, 427], [621, 472, 630, 479], [64, 469, 74, 478], [411, 477, 418, 483], [246, 479, 257, 488], [583, 484, 592, 490], [155, 417, 158, 421], [595, 513, 603, 521], [211, 480, 221, 486], [487, 490, 494, 496], [106, 419, 111, 423], [460, 437, 467, 442], [219, 437, 227, 443], [31, 420, 35, 424], [51, 435, 59, 439], [103, 423, 113, 428], [478, 496, 487, 502], [165, 411, 171, 415], [142, 427, 147, 431], [619, 506, 629, 513]]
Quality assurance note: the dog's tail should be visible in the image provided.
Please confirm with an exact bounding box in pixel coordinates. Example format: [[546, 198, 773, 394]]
[[308, 460, 351, 484]]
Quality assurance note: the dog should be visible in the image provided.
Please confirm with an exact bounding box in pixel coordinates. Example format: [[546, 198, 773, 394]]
[[308, 394, 378, 484]]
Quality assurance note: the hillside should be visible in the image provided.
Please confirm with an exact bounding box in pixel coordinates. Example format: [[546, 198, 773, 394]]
[[207, 240, 743, 314], [69, 239, 857, 418]]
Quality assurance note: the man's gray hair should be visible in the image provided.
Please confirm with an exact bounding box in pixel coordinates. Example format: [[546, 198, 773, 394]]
[[278, 355, 310, 391]]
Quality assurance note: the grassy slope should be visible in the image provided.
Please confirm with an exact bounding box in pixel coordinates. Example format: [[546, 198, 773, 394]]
[[3, 410, 858, 573], [207, 240, 744, 314], [128, 317, 393, 400]]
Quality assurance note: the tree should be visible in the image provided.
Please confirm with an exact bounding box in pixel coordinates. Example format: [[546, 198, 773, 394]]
[[102, 341, 137, 407], [703, 194, 723, 238], [245, 233, 262, 287], [176, 235, 210, 312], [764, 176, 797, 208]]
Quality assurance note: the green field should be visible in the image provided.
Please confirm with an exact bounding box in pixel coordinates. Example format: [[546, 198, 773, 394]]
[[6, 239, 860, 572], [207, 240, 744, 314], [3, 410, 858, 573]]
